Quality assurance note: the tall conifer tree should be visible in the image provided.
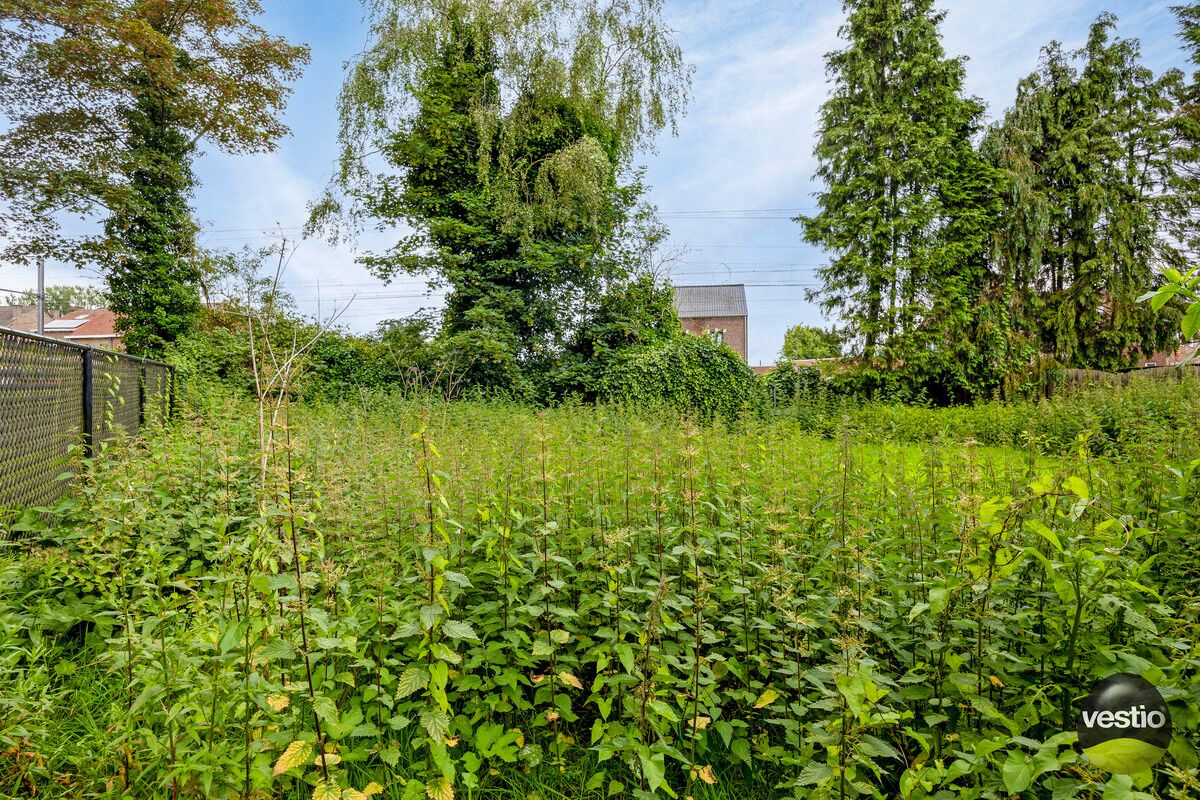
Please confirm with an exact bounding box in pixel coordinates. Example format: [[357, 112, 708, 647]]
[[799, 0, 996, 398], [984, 15, 1187, 370]]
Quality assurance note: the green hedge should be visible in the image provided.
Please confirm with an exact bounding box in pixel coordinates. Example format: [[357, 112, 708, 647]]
[[601, 335, 760, 419], [770, 375, 1200, 455]]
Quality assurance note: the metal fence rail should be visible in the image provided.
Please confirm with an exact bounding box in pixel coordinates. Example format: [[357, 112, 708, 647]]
[[0, 327, 174, 513]]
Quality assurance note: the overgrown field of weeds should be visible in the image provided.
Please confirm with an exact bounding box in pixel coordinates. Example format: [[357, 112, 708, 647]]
[[1, 393, 1199, 799]]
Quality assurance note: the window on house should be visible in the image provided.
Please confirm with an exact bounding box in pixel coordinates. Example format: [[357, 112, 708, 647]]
[[709, 329, 725, 346]]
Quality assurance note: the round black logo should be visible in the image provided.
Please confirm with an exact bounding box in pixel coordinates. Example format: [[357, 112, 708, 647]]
[[1078, 673, 1171, 774]]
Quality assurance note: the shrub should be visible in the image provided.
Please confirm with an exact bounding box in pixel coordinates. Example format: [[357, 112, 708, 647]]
[[601, 334, 760, 419]]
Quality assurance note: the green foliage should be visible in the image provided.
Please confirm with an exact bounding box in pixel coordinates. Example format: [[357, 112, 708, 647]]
[[552, 272, 681, 400], [600, 334, 760, 419], [103, 93, 201, 356], [2, 393, 1199, 798], [773, 375, 1200, 456], [4, 285, 108, 315], [1140, 266, 1200, 359], [316, 0, 691, 397], [779, 324, 840, 361], [798, 0, 998, 382], [762, 362, 822, 403], [982, 14, 1190, 372], [0, 1, 308, 349]]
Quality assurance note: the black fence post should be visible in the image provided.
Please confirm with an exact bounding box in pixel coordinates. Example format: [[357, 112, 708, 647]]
[[81, 348, 94, 460], [168, 365, 176, 419], [138, 361, 146, 428]]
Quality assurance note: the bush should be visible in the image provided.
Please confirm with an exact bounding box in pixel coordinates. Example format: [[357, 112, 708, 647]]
[[601, 334, 760, 419], [761, 362, 822, 403]]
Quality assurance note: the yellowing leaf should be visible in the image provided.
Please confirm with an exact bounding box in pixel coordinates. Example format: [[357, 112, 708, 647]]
[[690, 715, 711, 730], [558, 671, 583, 690], [988, 675, 1005, 688], [267, 694, 290, 712], [273, 739, 313, 776], [313, 780, 342, 800], [316, 752, 342, 768], [753, 689, 779, 709], [546, 710, 561, 722], [511, 728, 525, 747], [426, 776, 454, 800], [344, 784, 385, 800], [697, 764, 718, 785]]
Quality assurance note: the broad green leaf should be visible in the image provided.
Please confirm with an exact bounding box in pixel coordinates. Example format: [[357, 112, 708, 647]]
[[426, 776, 453, 800], [420, 708, 451, 741], [795, 762, 832, 786], [420, 605, 443, 631], [1002, 750, 1033, 793], [1183, 302, 1200, 340], [906, 602, 929, 622], [1066, 476, 1089, 500], [430, 642, 462, 664], [442, 620, 478, 640], [1026, 519, 1062, 552], [1150, 286, 1178, 312], [313, 780, 342, 800], [637, 749, 665, 794], [396, 668, 429, 699], [754, 688, 779, 709]]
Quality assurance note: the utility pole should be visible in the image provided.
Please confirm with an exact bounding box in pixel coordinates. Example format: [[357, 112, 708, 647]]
[[36, 256, 45, 335]]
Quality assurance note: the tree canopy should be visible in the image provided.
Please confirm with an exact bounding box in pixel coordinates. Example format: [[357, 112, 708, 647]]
[[5, 284, 108, 315], [798, 0, 998, 399], [779, 324, 841, 361], [314, 0, 691, 397], [0, 1, 309, 354], [983, 14, 1190, 372]]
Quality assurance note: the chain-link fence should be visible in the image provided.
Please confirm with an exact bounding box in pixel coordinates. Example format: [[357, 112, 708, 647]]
[[0, 328, 174, 514]]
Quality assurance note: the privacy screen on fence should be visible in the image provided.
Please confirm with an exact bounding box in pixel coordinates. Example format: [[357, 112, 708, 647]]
[[0, 328, 173, 513]]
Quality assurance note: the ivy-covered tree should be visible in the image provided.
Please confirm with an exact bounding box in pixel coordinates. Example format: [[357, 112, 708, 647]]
[[798, 0, 998, 398], [983, 15, 1189, 371], [0, 1, 309, 354], [315, 0, 691, 396]]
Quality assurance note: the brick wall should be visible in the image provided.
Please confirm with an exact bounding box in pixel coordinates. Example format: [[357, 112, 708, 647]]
[[680, 315, 747, 360]]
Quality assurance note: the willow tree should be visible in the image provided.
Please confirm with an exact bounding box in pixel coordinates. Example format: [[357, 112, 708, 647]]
[[314, 0, 690, 394], [798, 0, 998, 399], [983, 15, 1188, 370], [0, 1, 309, 353]]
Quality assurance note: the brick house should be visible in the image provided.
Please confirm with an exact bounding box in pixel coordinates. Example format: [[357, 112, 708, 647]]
[[674, 284, 748, 360], [43, 309, 123, 349], [1133, 341, 1199, 369]]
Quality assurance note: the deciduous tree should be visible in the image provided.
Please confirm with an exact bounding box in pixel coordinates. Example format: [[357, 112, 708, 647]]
[[314, 0, 690, 394], [0, 1, 309, 353], [779, 324, 841, 361]]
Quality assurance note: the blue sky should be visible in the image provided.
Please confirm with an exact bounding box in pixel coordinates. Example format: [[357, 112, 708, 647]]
[[4, 1, 1188, 364]]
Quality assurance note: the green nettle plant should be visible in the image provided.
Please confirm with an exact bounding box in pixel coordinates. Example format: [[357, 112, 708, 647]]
[[1, 376, 1199, 798]]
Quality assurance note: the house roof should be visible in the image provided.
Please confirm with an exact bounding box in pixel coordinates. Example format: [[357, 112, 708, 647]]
[[50, 308, 121, 341], [0, 305, 59, 332], [674, 284, 748, 318]]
